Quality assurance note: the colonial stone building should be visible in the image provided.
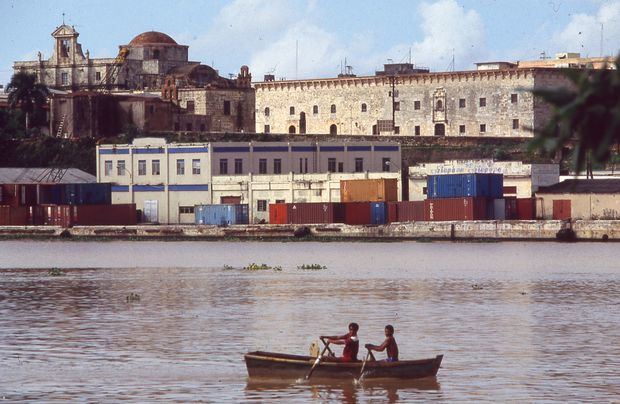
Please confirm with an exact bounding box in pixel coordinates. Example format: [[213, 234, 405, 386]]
[[254, 62, 572, 138]]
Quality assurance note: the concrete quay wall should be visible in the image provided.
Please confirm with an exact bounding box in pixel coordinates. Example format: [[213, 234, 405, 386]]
[[0, 220, 618, 241]]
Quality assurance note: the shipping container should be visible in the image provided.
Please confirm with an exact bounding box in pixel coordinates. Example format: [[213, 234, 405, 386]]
[[387, 202, 398, 223], [516, 198, 535, 220], [62, 183, 112, 205], [0, 206, 29, 225], [195, 204, 250, 225], [40, 205, 73, 227], [370, 202, 388, 225], [0, 184, 20, 206], [505, 198, 518, 220], [269, 204, 289, 224], [389, 201, 425, 222], [340, 179, 398, 202], [552, 199, 571, 220], [424, 197, 489, 221], [344, 202, 372, 225], [491, 199, 506, 220], [38, 184, 64, 205], [72, 204, 138, 226], [28, 205, 45, 225], [426, 174, 503, 199], [288, 202, 345, 224]]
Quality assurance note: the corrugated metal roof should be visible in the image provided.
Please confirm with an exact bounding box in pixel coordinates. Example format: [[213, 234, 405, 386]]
[[536, 179, 620, 194], [0, 168, 96, 184]]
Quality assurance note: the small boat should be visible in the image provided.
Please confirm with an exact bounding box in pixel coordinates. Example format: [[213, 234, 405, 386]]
[[244, 351, 443, 380]]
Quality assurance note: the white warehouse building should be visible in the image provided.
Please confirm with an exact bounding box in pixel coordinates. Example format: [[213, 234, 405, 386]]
[[96, 138, 402, 224]]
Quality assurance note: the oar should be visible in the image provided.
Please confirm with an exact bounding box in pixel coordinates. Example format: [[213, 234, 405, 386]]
[[320, 337, 335, 356], [357, 349, 374, 381], [306, 340, 331, 380]]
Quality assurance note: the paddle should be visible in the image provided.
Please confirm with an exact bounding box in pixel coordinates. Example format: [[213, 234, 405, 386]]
[[306, 340, 331, 380], [320, 337, 335, 356], [357, 348, 375, 381]]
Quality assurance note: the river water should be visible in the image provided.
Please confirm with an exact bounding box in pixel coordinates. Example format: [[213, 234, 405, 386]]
[[0, 240, 618, 402]]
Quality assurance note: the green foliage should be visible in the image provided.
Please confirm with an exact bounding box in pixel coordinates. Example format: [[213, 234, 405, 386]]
[[48, 267, 65, 276], [297, 264, 327, 270], [244, 263, 282, 271], [530, 55, 620, 173], [7, 71, 49, 131]]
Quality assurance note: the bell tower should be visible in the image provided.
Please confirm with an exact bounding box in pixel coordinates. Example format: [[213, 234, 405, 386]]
[[51, 24, 82, 65]]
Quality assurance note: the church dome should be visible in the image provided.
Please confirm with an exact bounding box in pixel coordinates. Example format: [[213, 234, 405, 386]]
[[129, 31, 177, 46]]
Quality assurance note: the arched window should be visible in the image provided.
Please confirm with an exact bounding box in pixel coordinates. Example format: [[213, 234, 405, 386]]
[[361, 103, 367, 112], [264, 107, 270, 117], [329, 124, 337, 135], [153, 49, 160, 60], [330, 104, 336, 114], [436, 100, 443, 110], [313, 105, 319, 114], [290, 106, 295, 115], [289, 125, 296, 134]]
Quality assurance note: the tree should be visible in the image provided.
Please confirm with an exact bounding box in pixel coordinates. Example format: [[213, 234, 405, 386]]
[[530, 55, 620, 174], [7, 71, 49, 132]]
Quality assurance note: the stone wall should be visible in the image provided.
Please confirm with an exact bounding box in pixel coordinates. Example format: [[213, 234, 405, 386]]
[[176, 88, 255, 132]]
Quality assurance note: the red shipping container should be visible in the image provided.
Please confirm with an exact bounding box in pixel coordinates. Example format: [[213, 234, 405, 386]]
[[0, 206, 29, 225], [552, 200, 571, 220], [40, 205, 73, 227], [72, 204, 137, 225], [505, 197, 518, 220], [387, 202, 399, 223], [289, 202, 345, 224], [344, 202, 371, 225], [0, 184, 21, 207], [28, 206, 44, 225], [396, 201, 425, 222], [424, 197, 489, 221], [269, 204, 289, 224], [516, 198, 535, 220]]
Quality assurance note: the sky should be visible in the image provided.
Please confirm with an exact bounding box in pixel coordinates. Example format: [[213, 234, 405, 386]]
[[1, 0, 619, 87]]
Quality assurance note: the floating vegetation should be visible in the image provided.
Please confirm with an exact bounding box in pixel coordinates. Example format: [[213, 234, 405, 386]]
[[472, 284, 483, 290], [244, 263, 283, 272], [297, 264, 327, 270], [48, 267, 65, 277], [223, 265, 234, 270], [126, 292, 141, 303]]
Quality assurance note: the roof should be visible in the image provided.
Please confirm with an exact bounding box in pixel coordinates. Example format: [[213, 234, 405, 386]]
[[0, 168, 96, 184], [536, 179, 620, 194], [129, 31, 177, 46]]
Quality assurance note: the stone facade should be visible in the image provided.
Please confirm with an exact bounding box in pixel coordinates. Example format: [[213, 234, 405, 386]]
[[255, 65, 572, 138]]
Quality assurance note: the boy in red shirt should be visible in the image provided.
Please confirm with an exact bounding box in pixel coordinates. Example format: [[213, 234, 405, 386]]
[[321, 322, 360, 362], [365, 324, 399, 362]]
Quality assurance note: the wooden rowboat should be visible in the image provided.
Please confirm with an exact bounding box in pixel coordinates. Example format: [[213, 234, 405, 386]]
[[244, 351, 443, 380]]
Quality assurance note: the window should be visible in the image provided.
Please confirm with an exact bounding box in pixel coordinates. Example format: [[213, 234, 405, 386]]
[[259, 159, 267, 174], [299, 158, 308, 173], [313, 105, 319, 114], [224, 100, 231, 115], [264, 125, 270, 133], [377, 120, 393, 133], [435, 100, 443, 110], [153, 49, 160, 60], [512, 119, 519, 130], [394, 126, 400, 134], [288, 125, 296, 134], [95, 71, 101, 81], [459, 98, 466, 108], [382, 158, 391, 172], [361, 103, 367, 112], [480, 124, 486, 133], [152, 160, 160, 175], [275, 199, 285, 204], [459, 125, 466, 135], [289, 106, 295, 115], [415, 125, 420, 136], [61, 72, 69, 86], [355, 158, 364, 173], [104, 160, 112, 176], [219, 159, 228, 175], [273, 159, 282, 174], [186, 101, 195, 113], [61, 39, 70, 56], [257, 200, 267, 212], [179, 206, 194, 214], [394, 101, 400, 111], [200, 123, 206, 131], [511, 93, 518, 103], [234, 159, 243, 174], [329, 124, 337, 135], [328, 158, 336, 172], [177, 159, 185, 175], [414, 101, 420, 110], [192, 159, 201, 175], [337, 162, 344, 172], [330, 104, 336, 114], [117, 160, 126, 176], [138, 160, 146, 176], [264, 107, 270, 116], [479, 97, 486, 107], [186, 123, 193, 131]]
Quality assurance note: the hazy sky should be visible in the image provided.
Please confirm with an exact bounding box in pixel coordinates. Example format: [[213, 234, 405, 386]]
[[1, 0, 619, 86]]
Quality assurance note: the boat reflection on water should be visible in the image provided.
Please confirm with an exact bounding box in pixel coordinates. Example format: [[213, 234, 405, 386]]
[[245, 377, 441, 403]]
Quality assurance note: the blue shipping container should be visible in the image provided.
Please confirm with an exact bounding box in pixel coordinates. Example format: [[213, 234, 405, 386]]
[[426, 174, 503, 199], [62, 183, 112, 205], [370, 202, 388, 225], [195, 204, 249, 225]]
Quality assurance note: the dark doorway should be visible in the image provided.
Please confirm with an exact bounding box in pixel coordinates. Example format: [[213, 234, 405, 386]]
[[221, 196, 242, 204], [329, 124, 337, 135], [299, 112, 306, 134], [434, 123, 445, 136], [289, 125, 296, 134]]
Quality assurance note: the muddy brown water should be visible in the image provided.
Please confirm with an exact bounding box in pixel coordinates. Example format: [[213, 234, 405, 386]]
[[1, 240, 619, 402]]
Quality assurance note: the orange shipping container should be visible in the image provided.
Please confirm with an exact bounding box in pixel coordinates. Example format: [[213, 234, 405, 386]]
[[0, 206, 29, 225], [340, 179, 398, 203]]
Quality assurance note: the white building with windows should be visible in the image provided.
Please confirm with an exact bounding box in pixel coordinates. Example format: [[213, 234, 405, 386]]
[[96, 138, 401, 224]]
